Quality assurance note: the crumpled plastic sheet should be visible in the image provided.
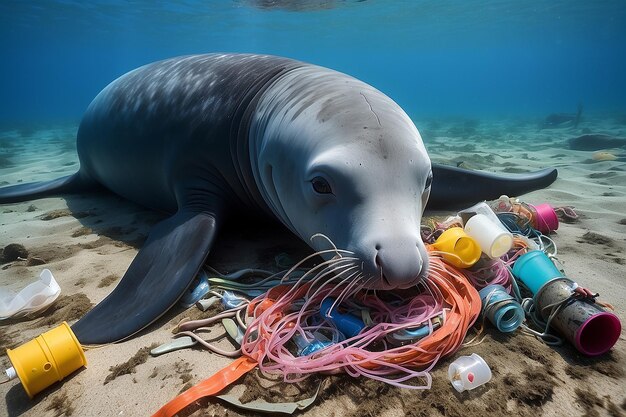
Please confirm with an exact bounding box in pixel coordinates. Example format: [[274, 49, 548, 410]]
[[0, 269, 61, 320]]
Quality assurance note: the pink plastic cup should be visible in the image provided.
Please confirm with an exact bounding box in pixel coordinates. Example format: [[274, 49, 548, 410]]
[[530, 203, 559, 233]]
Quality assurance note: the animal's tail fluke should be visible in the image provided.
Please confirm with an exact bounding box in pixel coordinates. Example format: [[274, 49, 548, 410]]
[[0, 172, 95, 204], [428, 164, 558, 209]]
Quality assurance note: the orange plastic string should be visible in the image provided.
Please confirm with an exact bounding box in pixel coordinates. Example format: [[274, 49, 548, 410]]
[[241, 254, 481, 378], [151, 357, 257, 417]]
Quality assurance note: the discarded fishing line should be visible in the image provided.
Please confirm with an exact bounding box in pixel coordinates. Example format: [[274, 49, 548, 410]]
[[240, 253, 481, 389]]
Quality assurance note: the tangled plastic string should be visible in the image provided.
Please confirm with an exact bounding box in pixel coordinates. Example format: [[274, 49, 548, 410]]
[[465, 258, 514, 292], [240, 255, 481, 389]]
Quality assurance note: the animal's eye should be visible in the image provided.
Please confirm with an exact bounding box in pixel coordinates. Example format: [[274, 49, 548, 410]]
[[311, 176, 333, 194], [424, 172, 433, 189]]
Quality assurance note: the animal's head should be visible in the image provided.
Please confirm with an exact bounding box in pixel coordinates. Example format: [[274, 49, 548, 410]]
[[252, 66, 431, 290]]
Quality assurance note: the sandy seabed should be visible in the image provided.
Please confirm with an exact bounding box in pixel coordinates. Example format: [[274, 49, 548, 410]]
[[0, 115, 625, 417]]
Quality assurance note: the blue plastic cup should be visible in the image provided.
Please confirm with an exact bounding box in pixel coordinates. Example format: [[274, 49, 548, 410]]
[[512, 250, 563, 295], [478, 285, 524, 333]]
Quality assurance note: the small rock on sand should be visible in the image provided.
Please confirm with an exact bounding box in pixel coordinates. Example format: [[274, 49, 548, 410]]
[[1, 243, 28, 262]]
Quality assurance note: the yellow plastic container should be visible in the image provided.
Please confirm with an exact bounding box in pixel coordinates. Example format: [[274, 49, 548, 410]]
[[6, 321, 86, 398], [431, 227, 482, 269]]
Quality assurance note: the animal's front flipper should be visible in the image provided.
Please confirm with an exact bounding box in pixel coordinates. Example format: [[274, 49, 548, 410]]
[[428, 164, 558, 209], [71, 210, 219, 345]]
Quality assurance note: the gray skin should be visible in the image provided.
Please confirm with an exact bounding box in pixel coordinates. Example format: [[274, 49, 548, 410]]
[[250, 65, 432, 289], [0, 54, 557, 344]]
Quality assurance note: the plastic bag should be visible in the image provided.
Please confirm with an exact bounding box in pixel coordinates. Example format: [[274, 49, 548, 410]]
[[0, 269, 61, 319]]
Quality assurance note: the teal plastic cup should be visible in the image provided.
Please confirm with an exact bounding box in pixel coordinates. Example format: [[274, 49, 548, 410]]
[[512, 250, 563, 295], [478, 285, 524, 333]]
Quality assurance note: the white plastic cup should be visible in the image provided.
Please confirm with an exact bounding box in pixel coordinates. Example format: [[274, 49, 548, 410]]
[[448, 353, 492, 393], [458, 201, 503, 226], [464, 214, 513, 259]]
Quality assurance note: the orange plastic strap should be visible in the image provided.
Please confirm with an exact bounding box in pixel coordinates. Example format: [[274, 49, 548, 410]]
[[151, 357, 257, 417]]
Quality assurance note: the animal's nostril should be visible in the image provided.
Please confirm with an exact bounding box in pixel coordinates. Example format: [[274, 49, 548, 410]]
[[370, 242, 427, 289]]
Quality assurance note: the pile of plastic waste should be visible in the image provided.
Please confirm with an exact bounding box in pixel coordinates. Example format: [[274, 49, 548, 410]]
[[3, 196, 621, 417]]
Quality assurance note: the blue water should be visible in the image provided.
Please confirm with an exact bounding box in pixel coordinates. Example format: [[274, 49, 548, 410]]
[[1, 0, 625, 124]]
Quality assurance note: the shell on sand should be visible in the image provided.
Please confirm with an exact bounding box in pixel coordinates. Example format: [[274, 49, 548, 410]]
[[592, 151, 618, 161]]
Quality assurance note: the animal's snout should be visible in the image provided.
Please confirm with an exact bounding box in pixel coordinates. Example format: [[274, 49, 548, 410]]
[[362, 237, 429, 289]]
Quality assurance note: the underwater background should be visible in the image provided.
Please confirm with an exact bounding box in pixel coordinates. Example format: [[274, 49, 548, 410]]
[[1, 0, 625, 125]]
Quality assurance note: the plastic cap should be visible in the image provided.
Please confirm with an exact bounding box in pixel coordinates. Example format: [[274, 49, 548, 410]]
[[5, 367, 16, 380], [448, 353, 492, 392]]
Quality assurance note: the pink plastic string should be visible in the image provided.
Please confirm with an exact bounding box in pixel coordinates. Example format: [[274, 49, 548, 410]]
[[240, 255, 479, 389], [464, 258, 514, 293]]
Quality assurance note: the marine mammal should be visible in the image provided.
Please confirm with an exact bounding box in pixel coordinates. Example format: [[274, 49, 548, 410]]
[[541, 103, 583, 129], [0, 53, 558, 344]]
